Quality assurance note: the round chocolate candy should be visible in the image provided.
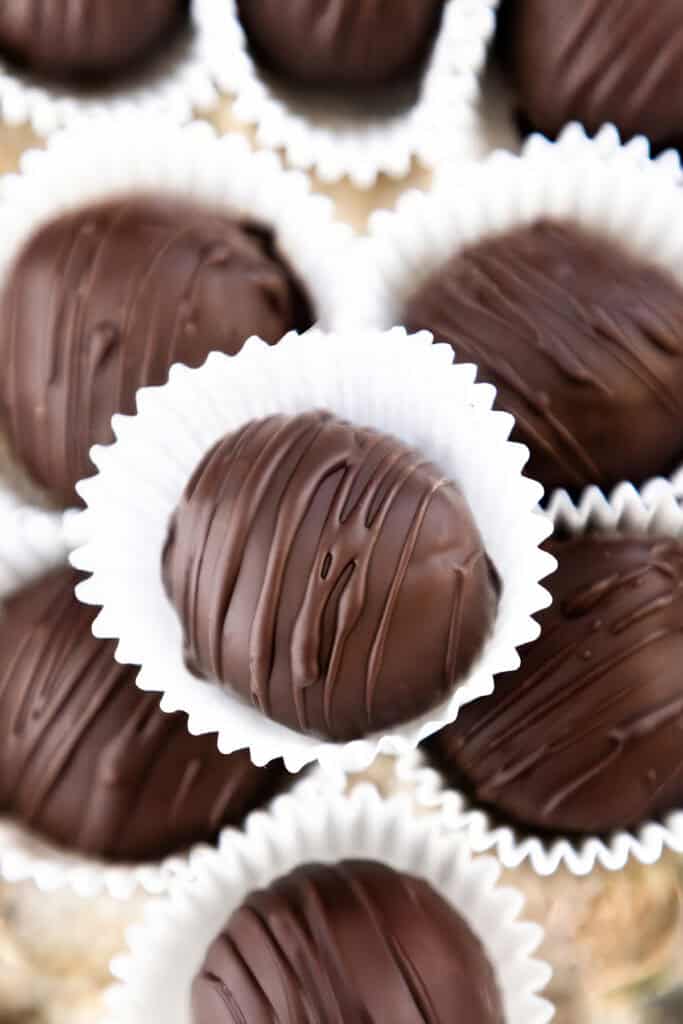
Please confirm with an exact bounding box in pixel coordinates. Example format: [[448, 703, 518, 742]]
[[162, 410, 499, 742], [236, 0, 445, 87], [0, 0, 189, 82], [426, 534, 683, 835], [0, 195, 312, 506], [403, 218, 683, 495], [0, 568, 290, 862], [192, 859, 504, 1024], [504, 0, 683, 149]]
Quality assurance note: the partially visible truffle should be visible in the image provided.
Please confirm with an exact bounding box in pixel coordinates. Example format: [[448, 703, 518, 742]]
[[163, 410, 499, 742], [426, 534, 683, 835], [0, 568, 290, 862], [505, 0, 683, 149], [403, 219, 683, 494], [0, 0, 189, 82], [0, 195, 312, 506], [192, 860, 504, 1024], [236, 0, 445, 87]]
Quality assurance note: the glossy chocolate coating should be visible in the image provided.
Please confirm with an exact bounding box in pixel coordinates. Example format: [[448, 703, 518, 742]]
[[505, 0, 683, 148], [0, 0, 188, 82], [427, 534, 683, 835], [0, 195, 312, 506], [0, 568, 289, 862], [192, 859, 504, 1024], [237, 0, 445, 87], [163, 411, 499, 742], [404, 219, 683, 494]]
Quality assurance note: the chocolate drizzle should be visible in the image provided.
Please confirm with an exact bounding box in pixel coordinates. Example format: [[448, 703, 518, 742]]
[[0, 195, 312, 506], [163, 411, 499, 742], [0, 568, 290, 862], [191, 860, 504, 1024], [426, 534, 683, 835], [403, 219, 683, 494], [506, 0, 683, 149]]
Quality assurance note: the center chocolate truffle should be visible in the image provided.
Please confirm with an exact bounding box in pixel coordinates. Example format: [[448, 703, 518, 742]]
[[404, 218, 683, 494], [0, 568, 290, 862], [192, 860, 504, 1024], [162, 410, 499, 742], [0, 195, 312, 506], [0, 0, 189, 82], [236, 0, 446, 87], [426, 534, 683, 835]]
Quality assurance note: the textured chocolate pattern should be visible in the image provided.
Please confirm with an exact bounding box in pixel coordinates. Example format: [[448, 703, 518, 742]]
[[403, 219, 683, 494], [0, 0, 189, 81], [0, 195, 312, 506], [192, 860, 504, 1024], [237, 0, 445, 87], [0, 569, 289, 862], [427, 534, 683, 835], [163, 411, 499, 742], [506, 0, 683, 148]]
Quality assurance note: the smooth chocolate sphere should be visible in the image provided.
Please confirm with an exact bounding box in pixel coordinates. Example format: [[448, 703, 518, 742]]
[[163, 410, 499, 742], [0, 195, 312, 506], [0, 568, 290, 862], [192, 860, 504, 1024], [0, 0, 189, 82], [237, 0, 445, 87], [403, 219, 683, 495], [427, 534, 683, 835]]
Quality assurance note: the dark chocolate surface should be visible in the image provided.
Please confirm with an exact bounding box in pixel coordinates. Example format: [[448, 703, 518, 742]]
[[0, 568, 289, 862], [237, 0, 445, 88], [192, 859, 504, 1024], [0, 0, 189, 82], [163, 410, 499, 742], [403, 219, 683, 495], [0, 195, 312, 506], [504, 0, 683, 149], [426, 534, 683, 835]]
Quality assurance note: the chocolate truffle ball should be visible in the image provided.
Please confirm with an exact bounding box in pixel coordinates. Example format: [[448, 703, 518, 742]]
[[0, 195, 312, 506], [403, 218, 683, 494], [236, 0, 445, 88], [0, 0, 188, 82], [192, 860, 504, 1024], [426, 534, 683, 835], [505, 0, 683, 149], [0, 568, 290, 862], [163, 410, 499, 742]]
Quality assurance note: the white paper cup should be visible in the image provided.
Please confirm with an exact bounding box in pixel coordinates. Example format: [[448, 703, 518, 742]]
[[205, 0, 498, 189], [104, 784, 555, 1023], [0, 113, 358, 508], [71, 325, 553, 773], [396, 485, 683, 877]]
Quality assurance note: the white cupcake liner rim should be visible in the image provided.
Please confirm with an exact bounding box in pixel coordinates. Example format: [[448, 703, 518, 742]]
[[71, 325, 554, 773], [104, 784, 555, 1023]]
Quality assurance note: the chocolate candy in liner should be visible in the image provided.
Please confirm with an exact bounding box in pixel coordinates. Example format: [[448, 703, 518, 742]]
[[162, 410, 500, 742], [0, 568, 291, 862], [192, 859, 504, 1024], [426, 533, 683, 836]]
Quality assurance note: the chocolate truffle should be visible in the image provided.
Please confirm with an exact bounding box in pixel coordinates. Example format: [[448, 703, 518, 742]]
[[0, 195, 312, 506], [236, 0, 445, 88], [0, 568, 289, 862], [192, 860, 504, 1024], [163, 410, 499, 742], [403, 218, 683, 494], [505, 0, 683, 149], [426, 534, 683, 835], [0, 0, 188, 82]]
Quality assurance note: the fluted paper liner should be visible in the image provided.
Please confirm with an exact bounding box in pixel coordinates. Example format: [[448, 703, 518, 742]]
[[397, 486, 683, 876], [71, 326, 553, 773], [104, 784, 554, 1023]]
